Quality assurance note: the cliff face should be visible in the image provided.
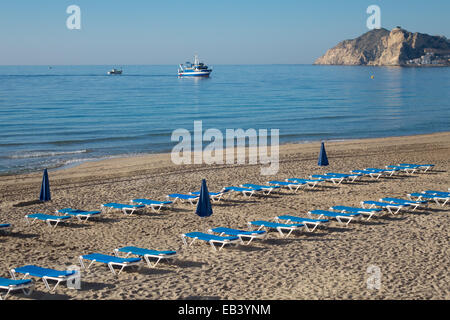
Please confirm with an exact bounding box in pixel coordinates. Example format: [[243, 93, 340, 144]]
[[314, 28, 450, 66]]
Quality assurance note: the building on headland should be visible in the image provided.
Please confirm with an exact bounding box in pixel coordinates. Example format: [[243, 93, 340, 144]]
[[406, 49, 450, 66]]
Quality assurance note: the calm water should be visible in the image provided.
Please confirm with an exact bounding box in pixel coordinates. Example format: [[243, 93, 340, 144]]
[[0, 65, 449, 175]]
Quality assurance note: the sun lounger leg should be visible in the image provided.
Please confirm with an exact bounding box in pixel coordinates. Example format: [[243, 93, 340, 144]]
[[208, 241, 218, 251], [276, 227, 290, 238], [46, 219, 57, 229], [181, 235, 188, 247], [144, 255, 162, 268], [150, 205, 160, 212], [78, 256, 86, 270], [305, 223, 319, 232], [41, 277, 60, 292], [107, 263, 117, 275]]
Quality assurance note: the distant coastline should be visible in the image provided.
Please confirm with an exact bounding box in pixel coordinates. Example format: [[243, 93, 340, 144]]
[[315, 27, 450, 67]]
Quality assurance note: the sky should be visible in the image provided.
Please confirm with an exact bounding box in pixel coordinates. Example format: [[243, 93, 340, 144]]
[[0, 0, 449, 65]]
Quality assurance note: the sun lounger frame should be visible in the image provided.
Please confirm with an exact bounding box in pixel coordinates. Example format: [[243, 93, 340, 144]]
[[79, 254, 142, 276], [0, 278, 34, 300], [189, 191, 225, 202], [361, 201, 408, 215], [310, 175, 345, 185], [167, 194, 199, 206], [56, 208, 101, 222], [307, 210, 357, 226], [274, 215, 328, 232], [248, 220, 304, 238], [398, 163, 434, 172], [285, 178, 323, 189], [350, 170, 383, 180], [130, 199, 173, 212], [114, 247, 178, 268], [181, 232, 241, 251], [208, 227, 268, 245], [221, 186, 260, 198], [240, 184, 279, 195], [268, 181, 305, 192], [24, 214, 71, 229], [408, 193, 449, 206], [10, 266, 79, 293], [330, 206, 383, 221], [380, 198, 427, 211], [385, 165, 417, 174], [101, 203, 145, 215]]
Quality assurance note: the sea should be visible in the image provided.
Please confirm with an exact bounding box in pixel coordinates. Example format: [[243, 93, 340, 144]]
[[0, 64, 449, 175]]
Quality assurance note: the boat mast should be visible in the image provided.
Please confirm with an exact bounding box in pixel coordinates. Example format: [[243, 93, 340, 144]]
[[194, 53, 199, 65]]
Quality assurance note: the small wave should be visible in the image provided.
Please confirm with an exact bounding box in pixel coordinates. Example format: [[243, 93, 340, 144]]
[[7, 149, 89, 159]]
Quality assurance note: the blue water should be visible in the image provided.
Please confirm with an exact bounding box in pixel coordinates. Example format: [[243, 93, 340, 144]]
[[0, 65, 449, 175]]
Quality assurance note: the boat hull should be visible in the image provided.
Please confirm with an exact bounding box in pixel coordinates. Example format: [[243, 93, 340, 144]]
[[178, 71, 211, 77]]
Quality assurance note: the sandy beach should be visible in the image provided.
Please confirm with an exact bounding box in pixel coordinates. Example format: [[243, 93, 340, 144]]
[[0, 132, 449, 300]]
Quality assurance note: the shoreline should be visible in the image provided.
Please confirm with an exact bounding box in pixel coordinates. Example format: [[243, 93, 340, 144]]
[[2, 130, 449, 178]]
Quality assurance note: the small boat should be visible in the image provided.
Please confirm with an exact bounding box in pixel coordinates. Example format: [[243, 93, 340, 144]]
[[107, 68, 122, 75], [178, 55, 212, 77]]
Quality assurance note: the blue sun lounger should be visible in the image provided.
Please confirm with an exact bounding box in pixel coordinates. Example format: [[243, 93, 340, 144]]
[[101, 203, 145, 215], [0, 277, 34, 300], [79, 253, 142, 275], [57, 208, 102, 222], [380, 198, 427, 211], [385, 165, 417, 174], [399, 163, 434, 172], [285, 178, 323, 188], [221, 186, 262, 198], [330, 205, 383, 220], [208, 227, 267, 245], [10, 265, 79, 292], [310, 175, 345, 185], [182, 232, 241, 251], [0, 223, 11, 233], [240, 184, 280, 195], [25, 213, 72, 229], [189, 191, 226, 202], [248, 220, 304, 238], [274, 215, 329, 232], [423, 190, 450, 197], [350, 170, 384, 180], [131, 199, 173, 212], [365, 168, 398, 177], [307, 210, 359, 226], [408, 193, 450, 206], [325, 172, 362, 182], [114, 246, 177, 268], [268, 181, 305, 192], [361, 200, 410, 214], [167, 193, 199, 205]]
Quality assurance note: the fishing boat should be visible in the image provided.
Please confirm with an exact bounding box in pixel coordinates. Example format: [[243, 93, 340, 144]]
[[178, 55, 212, 77], [107, 68, 122, 75]]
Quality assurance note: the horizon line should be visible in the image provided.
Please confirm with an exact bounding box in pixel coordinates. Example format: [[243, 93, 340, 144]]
[[0, 63, 317, 67]]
